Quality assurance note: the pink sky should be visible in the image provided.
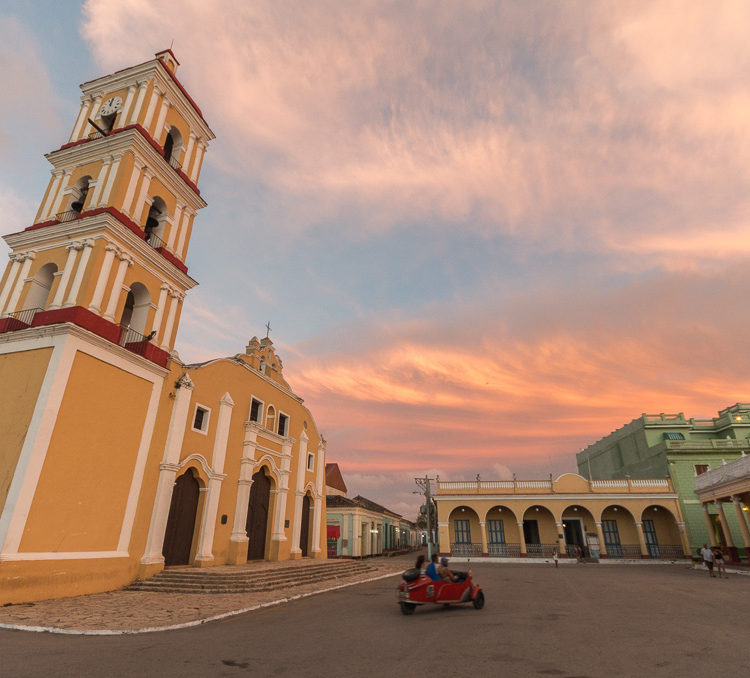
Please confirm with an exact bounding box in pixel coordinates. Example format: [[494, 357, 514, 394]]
[[2, 1, 750, 517]]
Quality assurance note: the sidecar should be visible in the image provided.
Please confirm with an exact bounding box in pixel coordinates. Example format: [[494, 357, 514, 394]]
[[396, 567, 484, 615]]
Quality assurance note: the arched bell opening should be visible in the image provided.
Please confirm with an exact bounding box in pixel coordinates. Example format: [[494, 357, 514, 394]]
[[144, 196, 169, 245], [163, 126, 183, 166], [23, 262, 58, 311], [119, 281, 151, 337], [69, 176, 92, 214]]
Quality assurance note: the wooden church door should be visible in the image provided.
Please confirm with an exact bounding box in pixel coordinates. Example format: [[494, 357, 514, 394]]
[[300, 494, 311, 557], [246, 468, 271, 560], [162, 470, 200, 566]]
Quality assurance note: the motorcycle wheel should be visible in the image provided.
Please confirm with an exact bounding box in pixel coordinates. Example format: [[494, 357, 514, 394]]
[[472, 591, 485, 610], [400, 602, 416, 615]]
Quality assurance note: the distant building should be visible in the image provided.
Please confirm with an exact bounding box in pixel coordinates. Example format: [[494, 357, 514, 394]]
[[325, 465, 418, 557], [576, 404, 750, 559], [435, 473, 688, 560]]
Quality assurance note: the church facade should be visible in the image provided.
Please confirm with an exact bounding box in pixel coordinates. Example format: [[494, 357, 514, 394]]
[[0, 51, 326, 604]]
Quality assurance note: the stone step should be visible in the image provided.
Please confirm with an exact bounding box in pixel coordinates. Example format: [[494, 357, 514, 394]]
[[153, 562, 367, 580], [146, 564, 370, 585]]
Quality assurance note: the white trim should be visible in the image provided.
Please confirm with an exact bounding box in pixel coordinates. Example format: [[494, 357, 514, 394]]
[[0, 551, 128, 562], [249, 396, 264, 424], [434, 493, 679, 502], [191, 402, 211, 435]]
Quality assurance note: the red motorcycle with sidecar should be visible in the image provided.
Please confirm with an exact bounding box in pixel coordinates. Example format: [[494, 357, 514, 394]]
[[396, 565, 484, 615]]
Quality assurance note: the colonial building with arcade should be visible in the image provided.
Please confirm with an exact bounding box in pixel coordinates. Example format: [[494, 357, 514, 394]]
[[0, 51, 326, 603]]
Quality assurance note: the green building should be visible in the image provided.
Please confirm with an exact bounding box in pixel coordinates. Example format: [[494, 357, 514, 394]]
[[576, 403, 750, 559]]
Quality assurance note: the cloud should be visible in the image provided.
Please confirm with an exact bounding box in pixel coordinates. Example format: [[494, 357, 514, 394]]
[[80, 0, 750, 266]]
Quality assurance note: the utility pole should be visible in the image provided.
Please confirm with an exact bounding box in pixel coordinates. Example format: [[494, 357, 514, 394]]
[[415, 475, 437, 559]]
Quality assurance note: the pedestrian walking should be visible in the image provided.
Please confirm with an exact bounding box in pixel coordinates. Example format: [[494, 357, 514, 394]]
[[712, 546, 727, 578], [700, 543, 715, 577], [552, 547, 559, 569]]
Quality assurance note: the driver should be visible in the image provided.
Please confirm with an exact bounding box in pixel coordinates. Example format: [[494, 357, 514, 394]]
[[439, 556, 459, 582]]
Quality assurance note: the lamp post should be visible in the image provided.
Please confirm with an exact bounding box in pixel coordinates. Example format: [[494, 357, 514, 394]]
[[415, 475, 437, 559]]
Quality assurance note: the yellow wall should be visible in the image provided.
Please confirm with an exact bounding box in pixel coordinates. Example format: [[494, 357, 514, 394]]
[[19, 351, 152, 553], [0, 348, 52, 509]]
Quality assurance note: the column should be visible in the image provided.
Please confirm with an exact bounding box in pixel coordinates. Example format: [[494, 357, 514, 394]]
[[39, 170, 64, 220], [555, 522, 567, 557], [438, 522, 450, 555], [228, 423, 259, 563], [165, 202, 184, 250], [150, 283, 171, 342], [290, 431, 309, 557], [159, 290, 181, 349], [49, 244, 80, 309], [132, 168, 154, 224], [153, 98, 170, 141], [732, 498, 750, 561], [82, 94, 103, 136], [271, 440, 293, 549], [119, 85, 137, 125], [88, 158, 112, 207], [176, 209, 193, 258], [103, 253, 132, 321], [128, 80, 149, 125], [182, 132, 196, 175], [479, 521, 488, 556], [64, 239, 94, 307], [140, 374, 194, 564], [141, 84, 161, 132], [595, 521, 608, 558], [676, 522, 691, 558], [715, 501, 735, 547], [69, 96, 92, 142], [98, 153, 122, 206], [121, 157, 144, 216], [635, 522, 650, 558], [195, 392, 235, 565], [88, 244, 119, 313], [517, 521, 527, 556], [189, 141, 206, 182], [4, 252, 35, 315], [0, 255, 23, 315], [311, 441, 325, 554], [702, 504, 717, 547], [50, 169, 73, 217]]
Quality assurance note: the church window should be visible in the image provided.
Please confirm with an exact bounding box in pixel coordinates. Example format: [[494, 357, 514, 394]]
[[163, 127, 183, 168], [192, 404, 210, 433], [250, 397, 263, 423], [277, 413, 289, 436], [307, 452, 315, 471]]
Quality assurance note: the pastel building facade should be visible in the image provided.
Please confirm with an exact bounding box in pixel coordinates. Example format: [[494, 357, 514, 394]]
[[436, 473, 689, 560], [575, 404, 750, 558], [0, 52, 326, 604]]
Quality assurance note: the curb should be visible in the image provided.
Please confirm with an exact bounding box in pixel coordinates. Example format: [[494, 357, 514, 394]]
[[0, 571, 402, 636]]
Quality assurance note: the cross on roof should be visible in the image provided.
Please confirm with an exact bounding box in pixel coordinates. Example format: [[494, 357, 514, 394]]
[[265, 321, 272, 339]]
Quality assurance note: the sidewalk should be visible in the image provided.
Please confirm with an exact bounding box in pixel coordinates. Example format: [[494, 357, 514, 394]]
[[0, 556, 411, 634]]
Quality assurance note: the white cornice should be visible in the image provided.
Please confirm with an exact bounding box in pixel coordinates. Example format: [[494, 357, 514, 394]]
[[433, 493, 679, 502], [45, 129, 206, 211], [4, 215, 197, 291], [79, 60, 214, 141]]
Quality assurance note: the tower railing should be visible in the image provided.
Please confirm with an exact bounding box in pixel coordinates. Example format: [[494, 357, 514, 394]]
[[1, 307, 42, 327]]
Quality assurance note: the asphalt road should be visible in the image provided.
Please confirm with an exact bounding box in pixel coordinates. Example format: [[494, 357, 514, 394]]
[[0, 562, 746, 677]]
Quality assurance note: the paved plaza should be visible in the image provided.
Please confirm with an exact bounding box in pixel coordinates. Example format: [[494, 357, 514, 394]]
[[0, 558, 747, 676]]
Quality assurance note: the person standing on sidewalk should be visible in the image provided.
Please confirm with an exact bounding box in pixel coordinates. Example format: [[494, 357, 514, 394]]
[[701, 544, 715, 577], [712, 546, 727, 578]]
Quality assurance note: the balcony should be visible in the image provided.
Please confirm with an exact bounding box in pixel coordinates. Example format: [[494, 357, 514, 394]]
[[694, 454, 750, 492], [0, 307, 42, 333], [437, 477, 672, 495]]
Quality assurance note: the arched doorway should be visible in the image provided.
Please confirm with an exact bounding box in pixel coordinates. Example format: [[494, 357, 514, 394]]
[[485, 505, 520, 557], [300, 492, 312, 556], [448, 506, 481, 556], [246, 467, 272, 560], [522, 506, 556, 557], [561, 504, 596, 558], [162, 469, 200, 566]]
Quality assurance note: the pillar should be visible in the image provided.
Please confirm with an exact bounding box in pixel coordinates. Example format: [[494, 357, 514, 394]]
[[176, 209, 193, 259], [4, 252, 35, 315], [88, 244, 118, 313], [140, 374, 194, 566], [98, 153, 122, 206], [153, 99, 170, 141], [635, 521, 650, 558], [128, 80, 149, 125], [228, 423, 259, 564], [715, 500, 737, 562], [194, 392, 234, 565], [311, 441, 325, 555], [141, 84, 161, 132], [82, 94, 102, 137], [479, 521, 488, 556], [39, 170, 64, 220], [103, 253, 132, 322], [150, 283, 171, 342], [676, 521, 691, 558], [121, 157, 144, 216], [0, 255, 23, 315], [50, 169, 73, 218], [270, 439, 293, 552], [732, 497, 750, 562], [555, 522, 567, 557], [132, 168, 154, 225], [517, 521, 527, 556], [189, 141, 206, 182], [63, 239, 94, 307], [119, 84, 137, 125], [166, 202, 184, 250], [595, 521, 608, 558], [49, 244, 79, 310], [183, 132, 196, 175], [159, 290, 181, 350], [702, 504, 717, 547], [69, 96, 92, 142], [290, 431, 309, 557], [88, 157, 112, 207]]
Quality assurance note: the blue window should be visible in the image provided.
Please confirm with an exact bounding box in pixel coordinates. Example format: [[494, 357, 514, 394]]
[[642, 519, 660, 558], [487, 519, 505, 544], [454, 519, 471, 544], [602, 519, 622, 557]]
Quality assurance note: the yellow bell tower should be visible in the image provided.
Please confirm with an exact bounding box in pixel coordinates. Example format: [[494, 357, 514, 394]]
[[0, 51, 214, 594]]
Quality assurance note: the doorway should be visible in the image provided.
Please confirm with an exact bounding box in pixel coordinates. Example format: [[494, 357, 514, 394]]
[[300, 493, 311, 556], [162, 469, 200, 566], [246, 467, 271, 560], [563, 518, 586, 557]]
